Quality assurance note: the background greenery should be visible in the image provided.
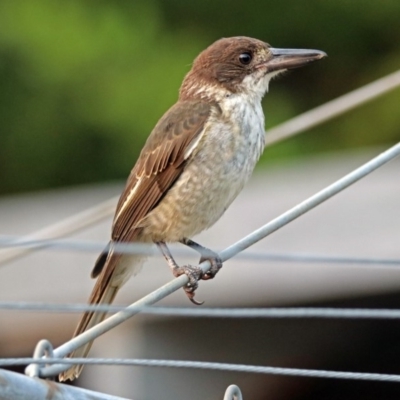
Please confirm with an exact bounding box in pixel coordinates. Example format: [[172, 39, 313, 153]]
[[0, 0, 399, 194]]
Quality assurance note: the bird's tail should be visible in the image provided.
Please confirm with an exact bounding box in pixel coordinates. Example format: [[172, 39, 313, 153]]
[[58, 285, 119, 381], [59, 242, 144, 382]]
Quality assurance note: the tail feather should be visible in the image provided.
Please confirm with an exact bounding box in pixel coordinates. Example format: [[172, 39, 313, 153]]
[[91, 243, 111, 279], [59, 239, 146, 382], [59, 244, 122, 382], [58, 285, 119, 381]]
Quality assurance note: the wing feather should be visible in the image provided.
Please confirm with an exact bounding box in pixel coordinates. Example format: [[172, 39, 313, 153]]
[[111, 100, 217, 243]]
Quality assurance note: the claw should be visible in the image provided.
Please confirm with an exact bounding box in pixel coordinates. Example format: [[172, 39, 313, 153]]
[[181, 239, 222, 276], [186, 291, 204, 306], [200, 255, 223, 280], [157, 242, 206, 305], [184, 279, 204, 305], [171, 264, 204, 305]]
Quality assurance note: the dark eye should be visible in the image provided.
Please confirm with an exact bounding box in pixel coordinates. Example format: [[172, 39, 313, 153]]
[[239, 52, 252, 65]]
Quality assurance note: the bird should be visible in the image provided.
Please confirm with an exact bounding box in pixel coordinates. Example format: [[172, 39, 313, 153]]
[[59, 36, 326, 381]]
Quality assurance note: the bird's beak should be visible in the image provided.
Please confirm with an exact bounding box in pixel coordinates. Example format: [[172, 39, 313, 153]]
[[263, 48, 327, 72]]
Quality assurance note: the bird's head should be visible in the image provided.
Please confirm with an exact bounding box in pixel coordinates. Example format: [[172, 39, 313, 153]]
[[180, 36, 326, 101]]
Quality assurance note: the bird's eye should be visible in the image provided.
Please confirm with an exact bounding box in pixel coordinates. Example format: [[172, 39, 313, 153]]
[[239, 52, 252, 65]]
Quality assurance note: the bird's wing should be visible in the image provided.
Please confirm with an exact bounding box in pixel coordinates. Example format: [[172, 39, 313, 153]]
[[67, 101, 218, 373], [90, 100, 217, 280], [112, 100, 216, 242]]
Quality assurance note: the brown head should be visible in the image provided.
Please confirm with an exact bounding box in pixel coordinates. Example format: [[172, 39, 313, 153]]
[[180, 36, 326, 101]]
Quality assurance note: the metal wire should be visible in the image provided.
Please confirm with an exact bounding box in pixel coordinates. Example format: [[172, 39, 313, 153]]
[[0, 197, 117, 266], [264, 69, 400, 146], [0, 367, 236, 400], [0, 367, 131, 400], [1, 235, 399, 266], [4, 302, 400, 319], [19, 141, 399, 378], [218, 142, 400, 265], [1, 69, 400, 395], [224, 385, 243, 400], [1, 69, 399, 268], [0, 235, 153, 256], [5, 357, 400, 383]]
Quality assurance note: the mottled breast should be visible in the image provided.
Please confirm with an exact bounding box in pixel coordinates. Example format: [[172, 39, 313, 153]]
[[142, 95, 265, 242]]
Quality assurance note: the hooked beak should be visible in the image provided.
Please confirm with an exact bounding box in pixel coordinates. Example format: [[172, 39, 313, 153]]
[[263, 48, 327, 72]]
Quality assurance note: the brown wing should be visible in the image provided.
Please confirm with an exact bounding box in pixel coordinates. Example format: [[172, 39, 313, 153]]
[[112, 100, 216, 242], [69, 101, 217, 364]]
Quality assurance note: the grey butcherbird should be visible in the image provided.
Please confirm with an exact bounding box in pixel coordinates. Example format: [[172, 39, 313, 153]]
[[59, 36, 326, 381]]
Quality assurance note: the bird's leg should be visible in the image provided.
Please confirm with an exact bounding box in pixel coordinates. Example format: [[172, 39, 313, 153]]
[[180, 238, 223, 280], [156, 241, 204, 305]]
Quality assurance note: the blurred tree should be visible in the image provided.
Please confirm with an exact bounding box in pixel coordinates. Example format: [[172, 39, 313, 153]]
[[0, 0, 399, 194], [0, 0, 205, 193]]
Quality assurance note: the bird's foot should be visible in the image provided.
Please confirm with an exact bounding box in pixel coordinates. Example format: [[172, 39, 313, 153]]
[[172, 264, 204, 305], [200, 252, 223, 280], [179, 239, 223, 281]]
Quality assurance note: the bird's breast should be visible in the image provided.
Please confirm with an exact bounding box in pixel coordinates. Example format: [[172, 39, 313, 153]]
[[142, 98, 265, 242]]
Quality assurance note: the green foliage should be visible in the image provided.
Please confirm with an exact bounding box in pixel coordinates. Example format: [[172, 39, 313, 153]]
[[0, 0, 399, 194], [0, 0, 204, 193]]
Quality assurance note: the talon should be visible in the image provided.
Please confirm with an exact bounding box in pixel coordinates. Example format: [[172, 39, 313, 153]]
[[202, 273, 213, 280], [185, 290, 204, 306], [171, 264, 204, 304], [157, 242, 205, 305], [190, 297, 204, 306], [200, 255, 223, 280]]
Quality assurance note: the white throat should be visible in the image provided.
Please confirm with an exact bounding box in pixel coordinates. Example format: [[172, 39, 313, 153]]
[[241, 69, 286, 99]]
